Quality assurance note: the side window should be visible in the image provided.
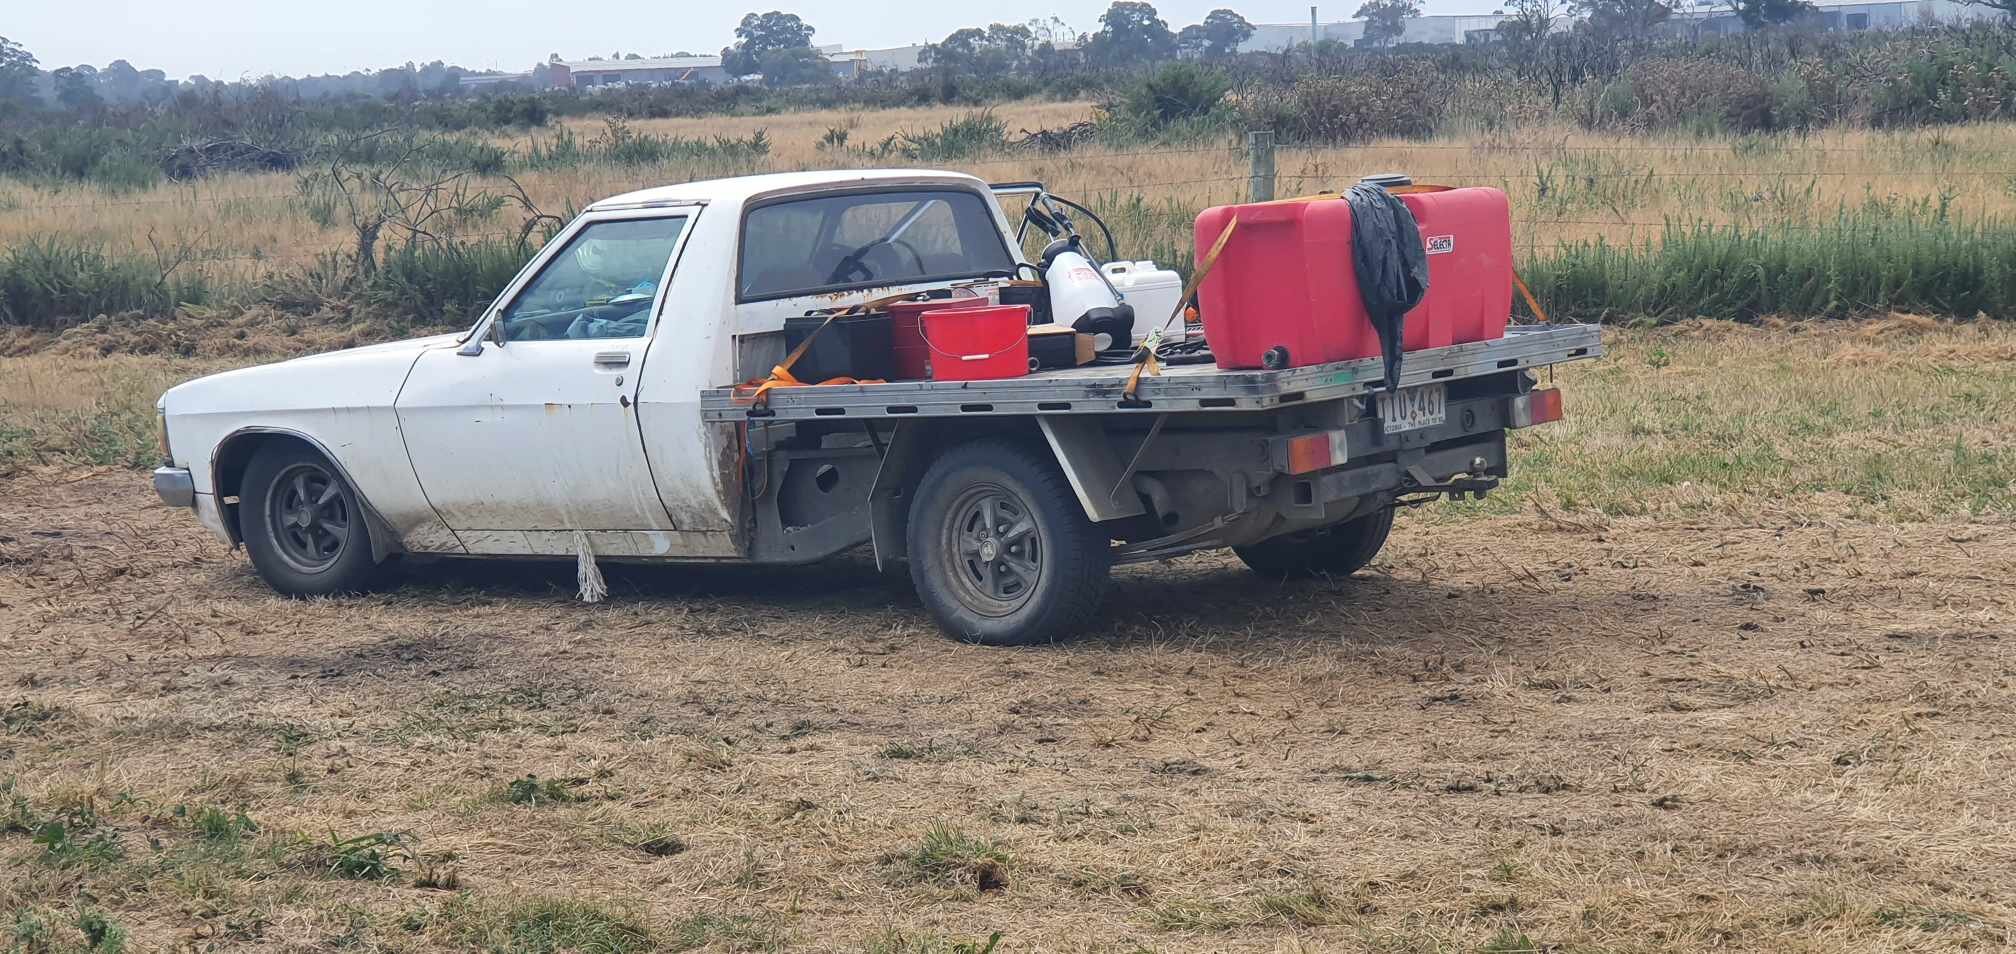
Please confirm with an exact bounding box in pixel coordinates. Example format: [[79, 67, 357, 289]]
[[500, 217, 687, 342], [738, 190, 1015, 301]]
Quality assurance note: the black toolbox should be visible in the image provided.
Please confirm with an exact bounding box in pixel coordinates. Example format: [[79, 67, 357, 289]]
[[783, 313, 894, 382]]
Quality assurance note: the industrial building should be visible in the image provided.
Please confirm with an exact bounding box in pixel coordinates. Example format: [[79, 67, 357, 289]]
[[515, 0, 1997, 91]]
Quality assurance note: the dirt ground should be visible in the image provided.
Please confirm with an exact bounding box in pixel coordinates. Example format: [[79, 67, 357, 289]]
[[2, 469, 2012, 953]]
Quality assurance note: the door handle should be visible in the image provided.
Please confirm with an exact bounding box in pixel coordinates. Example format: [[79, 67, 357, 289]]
[[593, 351, 631, 369]]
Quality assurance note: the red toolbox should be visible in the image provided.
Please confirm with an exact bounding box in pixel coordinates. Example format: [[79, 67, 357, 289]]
[[889, 297, 989, 380], [1194, 186, 1513, 370], [922, 304, 1031, 381]]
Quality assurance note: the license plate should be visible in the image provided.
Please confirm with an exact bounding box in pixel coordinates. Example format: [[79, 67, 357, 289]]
[[1377, 383, 1447, 434]]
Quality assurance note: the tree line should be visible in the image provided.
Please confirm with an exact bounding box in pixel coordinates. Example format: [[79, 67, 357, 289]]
[[1, 0, 2012, 125]]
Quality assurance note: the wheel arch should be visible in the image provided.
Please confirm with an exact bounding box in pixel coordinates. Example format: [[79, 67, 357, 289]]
[[210, 427, 401, 561], [867, 418, 1055, 570]]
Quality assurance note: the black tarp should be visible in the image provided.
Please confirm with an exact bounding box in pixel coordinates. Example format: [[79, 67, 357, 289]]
[[1345, 184, 1431, 392]]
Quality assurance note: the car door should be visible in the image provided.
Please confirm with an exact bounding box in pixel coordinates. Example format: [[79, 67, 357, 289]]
[[394, 209, 696, 548]]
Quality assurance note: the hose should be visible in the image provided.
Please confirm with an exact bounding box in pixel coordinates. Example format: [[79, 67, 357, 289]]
[[1045, 194, 1119, 264]]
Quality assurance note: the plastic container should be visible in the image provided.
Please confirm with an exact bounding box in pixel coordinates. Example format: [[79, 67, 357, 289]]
[[922, 304, 1031, 381], [1399, 188, 1513, 350], [1194, 199, 1366, 370], [1102, 261, 1184, 339], [783, 312, 892, 382], [889, 297, 989, 380], [1194, 187, 1513, 371]]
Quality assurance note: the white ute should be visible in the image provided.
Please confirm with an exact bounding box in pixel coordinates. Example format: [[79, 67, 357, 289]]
[[154, 169, 1601, 645]]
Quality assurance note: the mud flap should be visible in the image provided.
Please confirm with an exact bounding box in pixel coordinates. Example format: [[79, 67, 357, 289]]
[[1035, 417, 1148, 524], [869, 423, 926, 571]]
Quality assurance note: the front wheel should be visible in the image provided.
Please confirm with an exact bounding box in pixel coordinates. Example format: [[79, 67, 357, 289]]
[[240, 444, 381, 597], [1234, 506, 1395, 580], [907, 439, 1111, 646]]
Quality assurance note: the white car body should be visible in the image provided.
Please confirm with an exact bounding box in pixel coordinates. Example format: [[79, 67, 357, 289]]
[[156, 169, 1026, 561]]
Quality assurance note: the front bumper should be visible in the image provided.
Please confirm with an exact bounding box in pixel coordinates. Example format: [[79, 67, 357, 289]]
[[153, 467, 195, 508]]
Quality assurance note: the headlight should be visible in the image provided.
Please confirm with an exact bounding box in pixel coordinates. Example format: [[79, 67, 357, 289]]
[[157, 409, 172, 463]]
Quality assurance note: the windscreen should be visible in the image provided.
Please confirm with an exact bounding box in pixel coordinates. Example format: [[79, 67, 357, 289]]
[[739, 189, 1014, 301]]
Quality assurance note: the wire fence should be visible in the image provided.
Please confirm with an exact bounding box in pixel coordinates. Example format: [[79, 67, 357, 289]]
[[6, 137, 2010, 214], [6, 133, 2011, 272]]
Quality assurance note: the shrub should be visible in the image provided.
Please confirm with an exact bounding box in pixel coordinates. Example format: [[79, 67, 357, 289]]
[[521, 119, 770, 170], [362, 238, 529, 329], [898, 110, 1010, 161], [1107, 63, 1234, 133], [1609, 58, 1778, 134], [1238, 58, 1450, 143], [0, 240, 209, 329]]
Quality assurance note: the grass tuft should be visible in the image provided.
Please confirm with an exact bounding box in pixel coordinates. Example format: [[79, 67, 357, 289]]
[[501, 774, 582, 806], [884, 823, 1011, 893], [293, 830, 415, 881], [460, 898, 657, 954], [1256, 884, 1350, 927]]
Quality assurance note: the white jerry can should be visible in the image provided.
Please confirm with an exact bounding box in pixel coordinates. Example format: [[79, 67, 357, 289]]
[[1101, 261, 1185, 342]]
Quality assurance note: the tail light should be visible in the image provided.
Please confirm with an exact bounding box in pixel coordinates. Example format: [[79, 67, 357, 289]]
[[1280, 429, 1350, 475], [1509, 388, 1564, 429]]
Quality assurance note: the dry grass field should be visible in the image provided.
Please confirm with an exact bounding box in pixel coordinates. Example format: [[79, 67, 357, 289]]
[[3, 320, 2013, 952], [6, 100, 2016, 279], [3, 96, 2014, 951]]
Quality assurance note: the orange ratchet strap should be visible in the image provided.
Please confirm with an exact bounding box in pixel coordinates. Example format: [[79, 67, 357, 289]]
[[732, 312, 884, 407], [1126, 214, 1240, 400]]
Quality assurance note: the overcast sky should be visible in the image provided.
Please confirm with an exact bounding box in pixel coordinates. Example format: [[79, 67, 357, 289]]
[[10, 0, 1508, 79]]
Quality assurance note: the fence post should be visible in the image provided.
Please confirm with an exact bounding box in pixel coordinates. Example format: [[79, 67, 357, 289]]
[[1248, 130, 1276, 203]]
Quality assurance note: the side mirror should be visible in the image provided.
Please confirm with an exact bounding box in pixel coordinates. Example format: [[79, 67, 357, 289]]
[[457, 313, 503, 356]]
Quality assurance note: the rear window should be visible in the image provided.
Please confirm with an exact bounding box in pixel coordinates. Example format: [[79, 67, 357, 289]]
[[739, 189, 1014, 301]]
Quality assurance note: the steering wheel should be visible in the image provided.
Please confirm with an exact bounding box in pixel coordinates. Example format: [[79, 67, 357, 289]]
[[826, 238, 928, 285]]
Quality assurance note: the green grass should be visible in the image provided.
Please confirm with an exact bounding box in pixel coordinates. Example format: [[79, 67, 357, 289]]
[[3, 700, 62, 736], [876, 739, 980, 762], [0, 239, 211, 330], [1434, 321, 2016, 521], [1520, 204, 2016, 323], [602, 819, 687, 857], [292, 830, 415, 881], [860, 929, 1005, 954], [181, 804, 258, 847], [883, 823, 1012, 892], [1255, 885, 1350, 927], [6, 908, 130, 954], [1479, 927, 1546, 953], [1145, 897, 1245, 931], [452, 898, 657, 954], [500, 775, 580, 806], [665, 912, 783, 952]]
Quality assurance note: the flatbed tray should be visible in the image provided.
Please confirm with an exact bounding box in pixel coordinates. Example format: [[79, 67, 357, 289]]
[[700, 323, 1601, 423]]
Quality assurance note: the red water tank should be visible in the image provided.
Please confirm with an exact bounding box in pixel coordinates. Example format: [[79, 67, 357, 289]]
[[1400, 188, 1514, 351], [1194, 186, 1513, 370]]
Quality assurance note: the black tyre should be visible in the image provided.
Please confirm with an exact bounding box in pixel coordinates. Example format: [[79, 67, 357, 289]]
[[240, 443, 380, 597], [907, 439, 1111, 646], [1234, 506, 1396, 580]]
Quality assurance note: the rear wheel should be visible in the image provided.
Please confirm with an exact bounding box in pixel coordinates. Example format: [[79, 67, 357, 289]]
[[907, 439, 1110, 646], [240, 444, 380, 596], [1234, 506, 1395, 580]]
